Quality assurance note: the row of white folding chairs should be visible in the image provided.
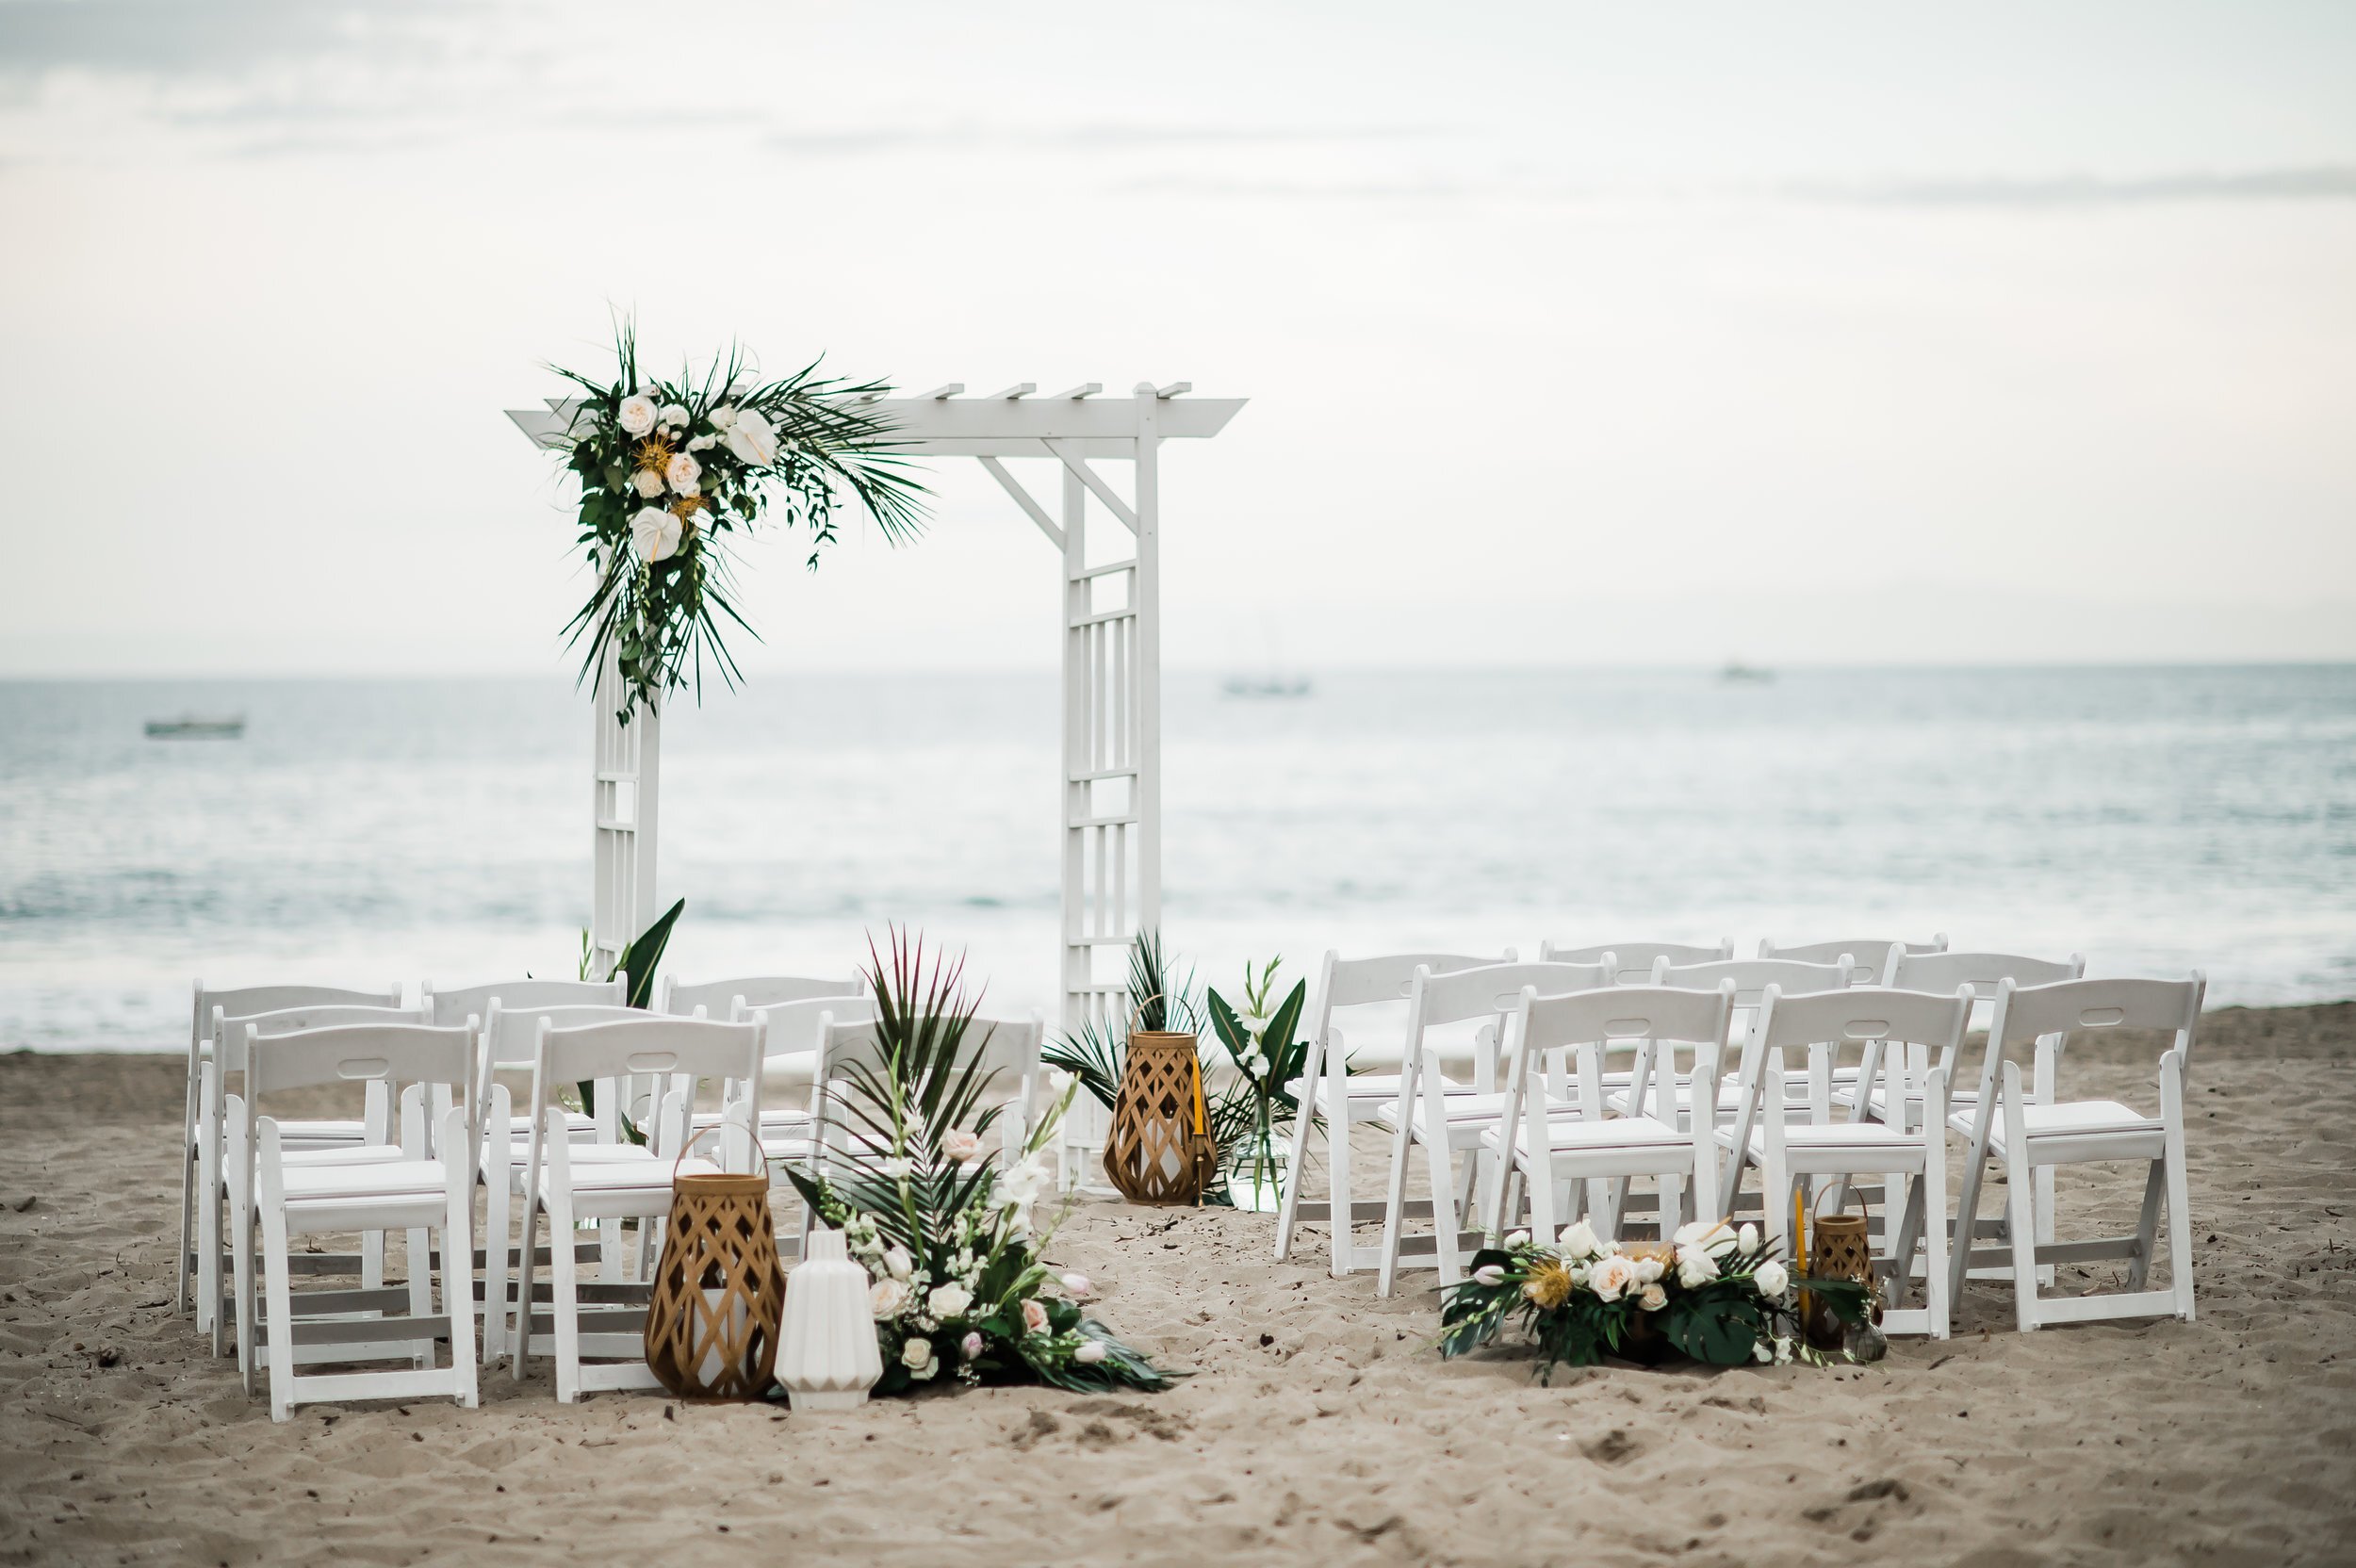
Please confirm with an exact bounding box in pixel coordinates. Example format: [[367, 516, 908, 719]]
[[1354, 958, 2202, 1339]]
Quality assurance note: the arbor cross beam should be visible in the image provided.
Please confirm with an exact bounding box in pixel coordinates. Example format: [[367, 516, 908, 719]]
[[505, 382, 1244, 1038]]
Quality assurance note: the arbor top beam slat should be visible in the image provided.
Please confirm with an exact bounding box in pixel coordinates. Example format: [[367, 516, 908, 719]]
[[507, 389, 1243, 458]]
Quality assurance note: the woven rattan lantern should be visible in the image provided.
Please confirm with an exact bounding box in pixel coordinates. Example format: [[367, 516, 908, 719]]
[[1104, 1029, 1213, 1204], [644, 1165, 786, 1400], [1803, 1210, 1873, 1351]]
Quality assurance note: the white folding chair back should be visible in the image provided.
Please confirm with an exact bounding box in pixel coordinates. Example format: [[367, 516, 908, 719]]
[[1274, 946, 1517, 1274], [245, 1021, 479, 1421], [425, 975, 625, 1028], [178, 980, 400, 1317], [1539, 939, 1732, 984], [661, 972, 862, 1017], [1759, 934, 1948, 984], [1949, 974, 2204, 1331], [813, 1011, 1042, 1141]]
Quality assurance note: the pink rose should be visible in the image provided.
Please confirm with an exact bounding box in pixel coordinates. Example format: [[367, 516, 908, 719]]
[[1021, 1298, 1049, 1336], [960, 1331, 984, 1359]]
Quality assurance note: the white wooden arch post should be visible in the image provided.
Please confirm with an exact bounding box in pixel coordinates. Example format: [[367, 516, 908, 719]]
[[508, 383, 1243, 1173]]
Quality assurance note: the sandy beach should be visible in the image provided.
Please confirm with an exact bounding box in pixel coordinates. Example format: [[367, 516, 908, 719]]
[[4, 1004, 2352, 1568]]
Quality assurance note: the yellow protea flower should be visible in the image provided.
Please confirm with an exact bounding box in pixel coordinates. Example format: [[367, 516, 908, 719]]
[[635, 435, 674, 472], [1523, 1258, 1574, 1310]]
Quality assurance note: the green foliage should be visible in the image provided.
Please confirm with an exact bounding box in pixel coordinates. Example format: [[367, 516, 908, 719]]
[[565, 895, 684, 1147]]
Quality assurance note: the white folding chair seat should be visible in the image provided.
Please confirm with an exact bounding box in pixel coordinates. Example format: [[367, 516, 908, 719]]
[[245, 1021, 480, 1423], [1370, 959, 1614, 1295], [1274, 948, 1522, 1277], [1948, 974, 2204, 1333]]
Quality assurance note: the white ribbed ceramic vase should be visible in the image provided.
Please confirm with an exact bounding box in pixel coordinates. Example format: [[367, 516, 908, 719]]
[[776, 1227, 884, 1412]]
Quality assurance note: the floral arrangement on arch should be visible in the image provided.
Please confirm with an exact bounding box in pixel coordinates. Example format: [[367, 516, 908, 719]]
[[784, 932, 1174, 1396], [1438, 1218, 1868, 1379], [548, 321, 928, 720]]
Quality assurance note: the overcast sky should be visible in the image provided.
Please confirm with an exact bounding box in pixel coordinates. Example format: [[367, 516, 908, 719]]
[[3, 0, 2352, 675]]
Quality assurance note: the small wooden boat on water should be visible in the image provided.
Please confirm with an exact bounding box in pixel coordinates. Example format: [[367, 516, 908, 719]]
[[144, 715, 245, 739]]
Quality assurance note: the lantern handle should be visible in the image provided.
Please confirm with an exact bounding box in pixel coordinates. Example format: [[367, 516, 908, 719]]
[[671, 1115, 769, 1180]]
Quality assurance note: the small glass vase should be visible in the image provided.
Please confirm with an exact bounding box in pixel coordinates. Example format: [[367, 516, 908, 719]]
[[1221, 1132, 1290, 1215]]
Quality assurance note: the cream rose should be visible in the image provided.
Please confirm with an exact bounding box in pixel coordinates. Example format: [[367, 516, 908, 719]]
[[927, 1283, 973, 1319], [617, 394, 658, 437], [1638, 1282, 1668, 1312], [1752, 1260, 1789, 1298], [658, 402, 689, 428], [869, 1278, 909, 1319], [665, 451, 701, 496], [630, 506, 680, 563], [630, 468, 665, 499], [941, 1130, 984, 1163], [901, 1336, 934, 1371], [724, 407, 777, 466], [1589, 1254, 1637, 1302], [1558, 1220, 1599, 1260]]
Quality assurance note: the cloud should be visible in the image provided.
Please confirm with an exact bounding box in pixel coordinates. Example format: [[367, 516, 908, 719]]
[[1790, 167, 2356, 207], [763, 122, 1443, 157], [0, 0, 459, 79]]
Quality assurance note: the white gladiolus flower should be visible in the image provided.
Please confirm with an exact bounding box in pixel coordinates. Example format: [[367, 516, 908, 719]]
[[1558, 1220, 1599, 1260], [1472, 1264, 1505, 1286], [725, 407, 777, 466], [1774, 1336, 1794, 1365], [658, 402, 689, 428], [1060, 1272, 1092, 1298], [1638, 1282, 1668, 1312], [1073, 1340, 1107, 1364], [617, 395, 658, 437], [1632, 1255, 1665, 1285], [1676, 1246, 1720, 1289], [869, 1278, 909, 1319], [1752, 1260, 1788, 1298], [997, 1152, 1054, 1231], [901, 1336, 934, 1371], [941, 1130, 984, 1163], [665, 451, 701, 495], [630, 468, 666, 499], [686, 433, 716, 452], [710, 404, 738, 431], [1738, 1222, 1760, 1256], [927, 1283, 973, 1319], [1239, 1015, 1268, 1033], [884, 1246, 912, 1281], [1588, 1255, 1636, 1302], [630, 506, 680, 563], [1504, 1231, 1529, 1250], [1753, 1341, 1774, 1364], [879, 1157, 913, 1180]]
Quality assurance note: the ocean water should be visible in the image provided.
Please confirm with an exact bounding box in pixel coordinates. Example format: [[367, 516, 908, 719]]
[[2, 665, 2351, 1052]]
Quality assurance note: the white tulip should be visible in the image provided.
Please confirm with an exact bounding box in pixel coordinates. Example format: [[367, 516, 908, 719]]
[[1073, 1340, 1107, 1364], [1504, 1231, 1529, 1250], [665, 451, 701, 496], [724, 407, 777, 466], [884, 1245, 912, 1281], [617, 395, 658, 437], [629, 506, 680, 563], [1752, 1260, 1789, 1298], [1558, 1220, 1599, 1260], [1737, 1222, 1760, 1256], [1471, 1265, 1505, 1286], [1060, 1272, 1093, 1298]]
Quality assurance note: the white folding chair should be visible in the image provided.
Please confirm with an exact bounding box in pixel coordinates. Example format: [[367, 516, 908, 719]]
[[177, 980, 400, 1317], [1648, 956, 1855, 1117], [211, 1002, 426, 1366], [511, 1015, 765, 1401], [475, 1001, 648, 1364], [1273, 948, 1516, 1277], [1948, 975, 2205, 1331], [810, 1010, 1042, 1156], [659, 972, 863, 1018], [1709, 984, 1971, 1339], [1481, 982, 1733, 1257], [247, 1021, 480, 1422], [1759, 934, 1948, 984], [1369, 960, 1614, 1295], [1539, 939, 1732, 984]]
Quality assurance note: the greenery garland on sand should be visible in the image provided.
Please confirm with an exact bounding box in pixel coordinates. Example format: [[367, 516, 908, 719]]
[[1439, 1219, 1869, 1380], [548, 320, 929, 720], [785, 931, 1175, 1396]]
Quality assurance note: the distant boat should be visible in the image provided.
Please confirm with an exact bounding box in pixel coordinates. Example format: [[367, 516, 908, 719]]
[[1222, 675, 1312, 698], [1718, 662, 1775, 685], [145, 715, 245, 739]]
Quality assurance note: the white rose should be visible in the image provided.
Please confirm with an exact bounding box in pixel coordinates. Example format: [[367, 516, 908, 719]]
[[1752, 1260, 1788, 1298], [1059, 1272, 1092, 1298], [686, 433, 717, 452], [658, 402, 689, 428], [724, 407, 777, 466], [869, 1278, 909, 1319], [617, 395, 658, 437], [941, 1130, 984, 1163], [630, 506, 680, 563], [1589, 1255, 1636, 1302], [1558, 1220, 1598, 1260], [1073, 1340, 1107, 1364], [884, 1246, 912, 1281], [630, 468, 665, 499], [1504, 1231, 1529, 1250], [927, 1283, 973, 1318], [1737, 1222, 1760, 1256], [1677, 1246, 1720, 1289], [710, 404, 738, 431], [664, 451, 701, 495], [1638, 1282, 1668, 1312], [1632, 1255, 1665, 1285], [901, 1336, 934, 1371]]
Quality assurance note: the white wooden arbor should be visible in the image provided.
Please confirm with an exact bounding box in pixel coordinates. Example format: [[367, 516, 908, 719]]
[[506, 382, 1244, 1035]]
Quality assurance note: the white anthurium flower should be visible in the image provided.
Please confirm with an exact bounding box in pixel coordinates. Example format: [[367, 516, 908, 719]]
[[1504, 1231, 1530, 1250], [658, 402, 690, 428], [617, 394, 658, 437], [927, 1283, 973, 1319], [869, 1278, 909, 1319], [1073, 1340, 1107, 1364], [1638, 1282, 1668, 1312], [724, 406, 777, 466], [664, 451, 701, 495], [1737, 1222, 1760, 1256], [1752, 1260, 1789, 1298], [1471, 1265, 1505, 1287], [710, 404, 738, 431], [1559, 1220, 1599, 1260], [1676, 1245, 1720, 1290], [630, 507, 680, 563], [630, 468, 666, 499], [883, 1246, 912, 1281], [901, 1336, 934, 1371]]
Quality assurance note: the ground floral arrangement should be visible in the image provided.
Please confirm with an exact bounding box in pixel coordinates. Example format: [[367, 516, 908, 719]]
[[548, 320, 928, 719], [1439, 1219, 1868, 1379], [786, 934, 1174, 1396]]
